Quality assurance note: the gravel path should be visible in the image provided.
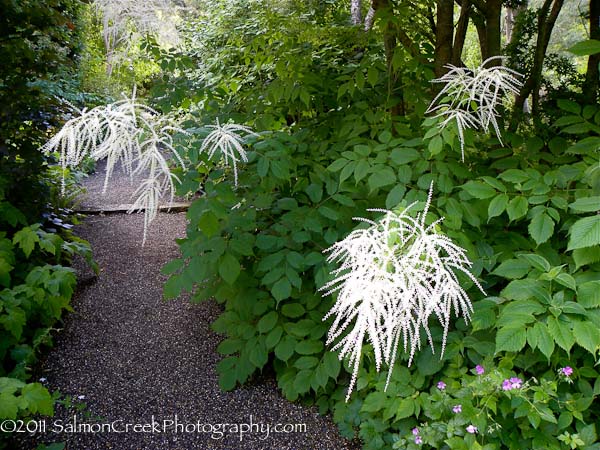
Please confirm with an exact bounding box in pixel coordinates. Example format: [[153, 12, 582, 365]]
[[16, 166, 358, 450]]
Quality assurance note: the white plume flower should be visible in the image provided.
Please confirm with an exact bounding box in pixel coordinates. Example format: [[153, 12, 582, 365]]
[[41, 91, 186, 244], [427, 56, 523, 159], [320, 185, 485, 400], [199, 119, 258, 187]]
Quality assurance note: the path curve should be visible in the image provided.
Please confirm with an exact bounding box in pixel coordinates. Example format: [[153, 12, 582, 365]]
[[17, 165, 358, 450]]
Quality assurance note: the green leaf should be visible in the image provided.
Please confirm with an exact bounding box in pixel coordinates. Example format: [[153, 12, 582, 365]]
[[294, 370, 313, 393], [488, 194, 508, 220], [354, 160, 370, 182], [323, 352, 341, 379], [0, 308, 26, 340], [217, 338, 242, 355], [573, 321, 600, 355], [328, 158, 348, 172], [265, 326, 283, 348], [517, 254, 551, 272], [257, 311, 279, 333], [198, 211, 220, 238], [569, 196, 600, 213], [248, 341, 268, 368], [378, 130, 392, 144], [528, 213, 554, 245], [568, 39, 600, 56], [12, 227, 39, 258], [21, 383, 53, 415], [275, 336, 297, 361], [318, 206, 339, 221], [428, 135, 443, 155], [531, 322, 555, 359], [568, 215, 600, 250], [506, 196, 528, 221], [294, 356, 319, 370], [499, 169, 529, 184], [367, 66, 378, 86], [462, 181, 496, 199], [395, 398, 415, 419], [257, 157, 269, 177], [573, 246, 600, 269], [390, 148, 420, 164], [492, 259, 530, 279], [555, 273, 577, 291], [219, 365, 238, 391], [368, 169, 396, 192], [305, 184, 323, 203], [385, 184, 406, 209], [557, 99, 581, 115], [578, 281, 600, 308], [218, 253, 240, 285], [0, 393, 20, 419], [295, 339, 324, 355], [281, 302, 305, 318], [547, 317, 574, 353], [496, 326, 527, 352], [272, 278, 292, 302], [362, 391, 387, 412]]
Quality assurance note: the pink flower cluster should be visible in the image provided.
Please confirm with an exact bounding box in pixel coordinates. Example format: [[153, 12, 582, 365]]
[[502, 377, 522, 391]]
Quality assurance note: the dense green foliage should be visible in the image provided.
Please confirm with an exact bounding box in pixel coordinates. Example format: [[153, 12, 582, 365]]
[[155, 2, 600, 449], [0, 0, 96, 436]]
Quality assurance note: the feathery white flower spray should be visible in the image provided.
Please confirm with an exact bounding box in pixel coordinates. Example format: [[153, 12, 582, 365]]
[[199, 119, 258, 187], [427, 56, 523, 159], [320, 185, 485, 400], [41, 92, 186, 244]]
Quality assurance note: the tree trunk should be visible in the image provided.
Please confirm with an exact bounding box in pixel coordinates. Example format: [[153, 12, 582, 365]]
[[513, 0, 565, 122], [351, 0, 363, 25], [472, 12, 489, 60], [583, 0, 600, 102], [452, 0, 471, 65], [485, 0, 503, 61], [435, 0, 454, 76]]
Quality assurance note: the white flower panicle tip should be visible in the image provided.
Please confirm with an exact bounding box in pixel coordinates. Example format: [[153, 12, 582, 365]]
[[199, 119, 258, 187], [427, 56, 523, 159], [320, 185, 484, 400]]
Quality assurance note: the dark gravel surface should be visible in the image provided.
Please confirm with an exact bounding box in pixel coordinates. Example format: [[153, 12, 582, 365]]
[[14, 171, 358, 450]]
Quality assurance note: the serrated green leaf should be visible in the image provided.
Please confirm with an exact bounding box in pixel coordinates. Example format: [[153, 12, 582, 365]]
[[578, 281, 600, 308], [294, 356, 319, 370], [21, 383, 53, 415], [275, 336, 297, 361], [219, 253, 240, 285], [488, 194, 508, 220], [557, 99, 582, 115], [463, 181, 496, 199], [323, 352, 341, 379], [528, 213, 554, 245], [295, 339, 323, 355], [257, 311, 279, 333], [272, 278, 292, 302], [390, 148, 420, 165], [547, 317, 574, 353], [573, 246, 600, 269], [568, 215, 600, 250], [573, 321, 600, 355], [354, 159, 370, 182], [12, 227, 39, 258], [385, 184, 406, 209], [217, 338, 243, 355], [569, 196, 600, 213], [265, 326, 283, 348], [281, 302, 305, 318], [368, 168, 396, 192], [492, 259, 530, 279], [507, 196, 528, 221], [198, 211, 220, 238], [496, 326, 527, 352]]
